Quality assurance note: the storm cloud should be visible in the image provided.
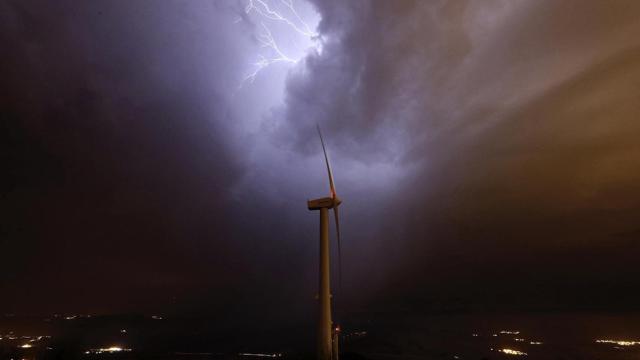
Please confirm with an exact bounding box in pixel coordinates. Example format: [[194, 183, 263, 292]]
[[276, 0, 640, 309], [2, 0, 640, 324]]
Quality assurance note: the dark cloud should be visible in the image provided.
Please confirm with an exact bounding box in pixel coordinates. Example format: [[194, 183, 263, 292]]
[[0, 0, 247, 314], [278, 0, 640, 310]]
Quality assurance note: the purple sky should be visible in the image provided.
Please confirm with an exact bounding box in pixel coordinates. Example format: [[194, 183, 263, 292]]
[[2, 0, 640, 322]]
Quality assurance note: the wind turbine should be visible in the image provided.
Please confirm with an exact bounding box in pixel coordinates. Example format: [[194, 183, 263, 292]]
[[307, 126, 342, 360]]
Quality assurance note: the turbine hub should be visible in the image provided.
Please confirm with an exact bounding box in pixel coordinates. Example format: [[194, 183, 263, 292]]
[[333, 196, 342, 207]]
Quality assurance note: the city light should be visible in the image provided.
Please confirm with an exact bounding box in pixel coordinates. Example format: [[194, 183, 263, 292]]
[[595, 339, 640, 346], [238, 352, 283, 358], [84, 346, 132, 354], [498, 348, 527, 356]]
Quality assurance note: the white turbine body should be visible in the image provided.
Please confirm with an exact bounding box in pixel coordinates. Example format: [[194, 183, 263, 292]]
[[307, 126, 342, 360]]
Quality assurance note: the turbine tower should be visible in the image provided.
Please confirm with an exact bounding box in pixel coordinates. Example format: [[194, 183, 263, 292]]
[[308, 126, 342, 360]]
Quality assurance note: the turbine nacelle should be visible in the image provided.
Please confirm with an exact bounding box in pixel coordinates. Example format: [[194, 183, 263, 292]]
[[307, 196, 341, 210]]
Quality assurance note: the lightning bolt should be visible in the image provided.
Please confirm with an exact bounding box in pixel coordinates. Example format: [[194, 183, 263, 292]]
[[245, 0, 317, 37], [243, 22, 297, 84], [240, 0, 319, 86]]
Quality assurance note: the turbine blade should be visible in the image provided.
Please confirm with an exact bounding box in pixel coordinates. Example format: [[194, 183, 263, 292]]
[[317, 125, 336, 198]]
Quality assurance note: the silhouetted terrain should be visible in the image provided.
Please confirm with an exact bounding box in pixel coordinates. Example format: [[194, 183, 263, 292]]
[[2, 312, 640, 359]]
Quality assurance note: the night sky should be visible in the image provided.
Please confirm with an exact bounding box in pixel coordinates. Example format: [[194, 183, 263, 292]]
[[2, 0, 640, 324]]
